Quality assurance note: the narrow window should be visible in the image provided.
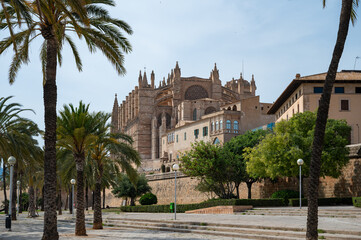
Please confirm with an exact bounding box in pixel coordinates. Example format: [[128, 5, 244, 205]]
[[314, 87, 323, 93], [194, 129, 199, 139], [176, 135, 178, 143], [193, 108, 197, 120], [341, 100, 349, 111], [234, 121, 239, 133], [169, 153, 172, 162], [203, 126, 208, 136], [226, 120, 231, 129], [184, 132, 186, 140], [215, 121, 219, 131], [295, 93, 298, 99], [297, 104, 299, 113], [219, 120, 223, 130], [335, 87, 344, 94], [355, 87, 361, 93]]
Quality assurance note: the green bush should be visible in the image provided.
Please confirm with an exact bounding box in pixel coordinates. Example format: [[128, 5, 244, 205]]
[[289, 197, 352, 206], [352, 197, 361, 208], [120, 198, 285, 213], [271, 189, 301, 205], [139, 193, 158, 205]]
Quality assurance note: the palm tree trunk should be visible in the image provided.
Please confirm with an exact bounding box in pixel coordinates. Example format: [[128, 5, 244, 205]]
[[28, 185, 37, 217], [306, 1, 353, 239], [64, 193, 68, 211], [57, 188, 62, 215], [102, 187, 105, 209], [93, 165, 103, 229], [41, 30, 59, 240], [19, 179, 23, 213], [75, 158, 87, 236], [2, 163, 8, 214], [69, 186, 72, 214], [85, 181, 88, 211]]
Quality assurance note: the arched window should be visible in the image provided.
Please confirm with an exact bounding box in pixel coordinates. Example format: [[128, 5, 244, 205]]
[[227, 107, 231, 110], [193, 108, 197, 121], [213, 137, 220, 145], [185, 85, 209, 100], [226, 120, 231, 130], [234, 120, 239, 133], [215, 121, 219, 131], [219, 120, 223, 130], [232, 105, 237, 111], [205, 106, 216, 115], [211, 122, 214, 132]]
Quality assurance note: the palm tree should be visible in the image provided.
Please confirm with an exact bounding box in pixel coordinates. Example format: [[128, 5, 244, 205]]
[[0, 2, 132, 238], [57, 102, 104, 236], [306, 1, 358, 239], [89, 112, 140, 229]]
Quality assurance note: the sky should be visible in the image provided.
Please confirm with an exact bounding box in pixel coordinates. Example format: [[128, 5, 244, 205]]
[[1, 0, 361, 147]]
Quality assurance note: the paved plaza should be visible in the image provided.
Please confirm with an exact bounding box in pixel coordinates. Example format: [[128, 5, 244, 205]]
[[1, 207, 361, 240]]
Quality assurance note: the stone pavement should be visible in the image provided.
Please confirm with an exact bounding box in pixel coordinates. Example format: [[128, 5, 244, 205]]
[[0, 206, 360, 240]]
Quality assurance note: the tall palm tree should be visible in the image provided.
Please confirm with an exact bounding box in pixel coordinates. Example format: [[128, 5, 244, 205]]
[[89, 112, 140, 229], [307, 1, 358, 239], [57, 102, 103, 236], [0, 2, 132, 238]]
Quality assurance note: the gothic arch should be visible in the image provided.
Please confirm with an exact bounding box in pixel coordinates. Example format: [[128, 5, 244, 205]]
[[205, 106, 216, 115], [185, 85, 209, 100], [232, 105, 237, 111]]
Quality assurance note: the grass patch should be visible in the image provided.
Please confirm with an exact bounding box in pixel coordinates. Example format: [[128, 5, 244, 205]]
[[318, 236, 325, 239], [200, 222, 207, 226], [317, 229, 326, 234]]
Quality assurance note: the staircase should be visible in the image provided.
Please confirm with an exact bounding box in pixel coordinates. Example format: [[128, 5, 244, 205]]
[[84, 215, 361, 240]]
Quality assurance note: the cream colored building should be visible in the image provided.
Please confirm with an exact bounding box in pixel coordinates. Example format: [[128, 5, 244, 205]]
[[267, 70, 361, 144]]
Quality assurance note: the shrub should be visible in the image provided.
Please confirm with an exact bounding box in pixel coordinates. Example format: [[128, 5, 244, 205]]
[[271, 189, 301, 205], [139, 193, 158, 205], [289, 197, 352, 206], [352, 197, 361, 208]]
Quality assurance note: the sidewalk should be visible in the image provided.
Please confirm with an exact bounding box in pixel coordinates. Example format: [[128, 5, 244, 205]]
[[0, 206, 360, 239]]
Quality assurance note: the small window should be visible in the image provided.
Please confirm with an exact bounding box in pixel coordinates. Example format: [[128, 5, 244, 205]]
[[203, 126, 208, 136], [211, 122, 214, 132], [176, 135, 178, 143], [226, 120, 231, 129], [193, 108, 197, 120], [219, 120, 223, 130], [297, 104, 299, 113], [213, 137, 220, 145], [194, 129, 199, 139], [233, 121, 239, 133], [295, 93, 298, 99], [335, 87, 344, 94], [184, 132, 186, 140], [341, 100, 349, 111], [215, 121, 219, 131], [169, 153, 172, 162], [314, 87, 323, 93], [356, 87, 361, 93]]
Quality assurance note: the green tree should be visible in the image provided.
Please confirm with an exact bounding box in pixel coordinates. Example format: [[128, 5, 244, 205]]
[[246, 112, 351, 180], [89, 112, 140, 229], [57, 102, 103, 236], [180, 141, 239, 199], [0, 1, 132, 238], [307, 1, 358, 239], [112, 174, 151, 206], [223, 129, 268, 199]]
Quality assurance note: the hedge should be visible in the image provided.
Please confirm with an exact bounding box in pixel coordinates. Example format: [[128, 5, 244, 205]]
[[289, 197, 352, 207], [352, 197, 361, 208], [120, 198, 285, 213]]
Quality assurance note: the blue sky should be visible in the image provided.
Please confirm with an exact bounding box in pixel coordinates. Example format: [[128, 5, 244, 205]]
[[1, 0, 361, 147]]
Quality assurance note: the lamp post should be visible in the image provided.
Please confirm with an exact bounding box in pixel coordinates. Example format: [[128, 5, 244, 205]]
[[7, 156, 16, 231], [172, 163, 179, 220], [297, 159, 304, 209], [16, 180, 21, 216], [70, 179, 76, 217]]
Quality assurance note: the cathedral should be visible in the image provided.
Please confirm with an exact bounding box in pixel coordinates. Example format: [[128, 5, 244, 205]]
[[111, 62, 274, 172]]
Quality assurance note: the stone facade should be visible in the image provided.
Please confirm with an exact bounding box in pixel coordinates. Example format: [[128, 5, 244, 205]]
[[112, 62, 274, 172]]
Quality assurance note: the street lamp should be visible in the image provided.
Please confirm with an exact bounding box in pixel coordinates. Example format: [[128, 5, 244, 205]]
[[172, 163, 179, 220], [297, 159, 304, 209], [16, 180, 21, 216], [7, 156, 16, 231], [70, 179, 76, 217]]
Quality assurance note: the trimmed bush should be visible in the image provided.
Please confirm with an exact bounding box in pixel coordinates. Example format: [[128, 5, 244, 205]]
[[352, 197, 361, 208], [139, 193, 158, 205], [271, 189, 301, 205], [289, 197, 352, 206], [120, 198, 285, 213]]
